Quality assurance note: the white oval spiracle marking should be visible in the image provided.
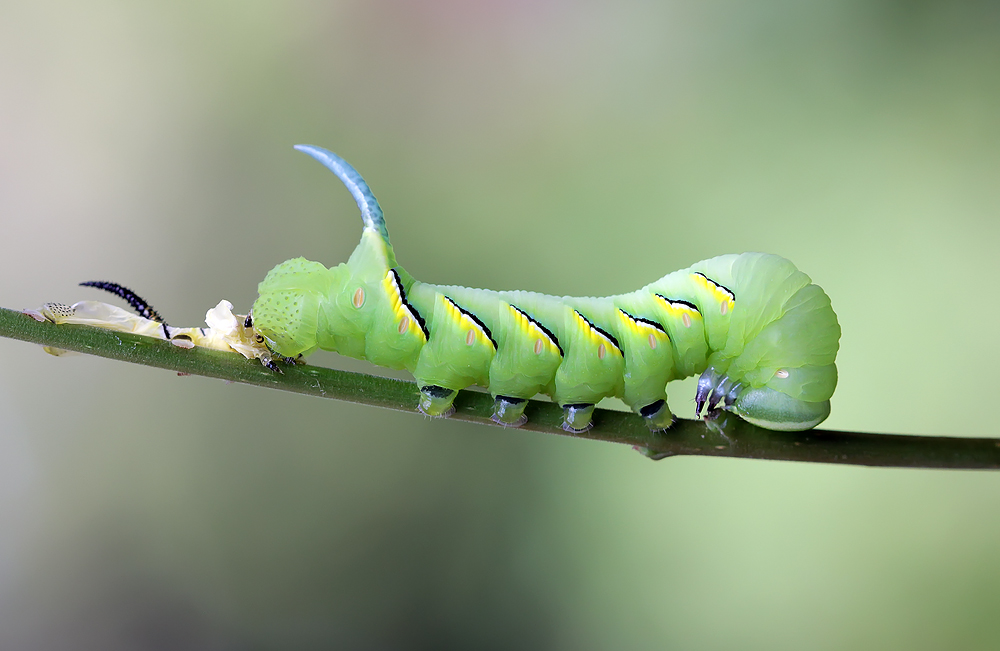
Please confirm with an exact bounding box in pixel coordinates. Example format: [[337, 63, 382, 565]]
[[398, 316, 410, 334], [465, 330, 476, 346], [533, 339, 543, 355], [775, 369, 789, 379], [648, 334, 657, 349], [352, 287, 365, 308], [682, 313, 692, 328]]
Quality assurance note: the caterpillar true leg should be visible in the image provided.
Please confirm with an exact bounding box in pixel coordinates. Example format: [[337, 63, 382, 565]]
[[695, 367, 720, 417], [707, 376, 734, 412], [724, 382, 742, 409]]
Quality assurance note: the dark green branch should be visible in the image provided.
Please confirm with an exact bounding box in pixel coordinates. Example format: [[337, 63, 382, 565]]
[[2, 306, 997, 469]]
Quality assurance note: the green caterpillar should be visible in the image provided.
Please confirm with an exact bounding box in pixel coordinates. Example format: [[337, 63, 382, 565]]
[[251, 145, 841, 433]]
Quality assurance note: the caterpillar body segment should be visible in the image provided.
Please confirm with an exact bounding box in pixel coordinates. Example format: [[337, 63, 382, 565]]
[[252, 145, 840, 432]]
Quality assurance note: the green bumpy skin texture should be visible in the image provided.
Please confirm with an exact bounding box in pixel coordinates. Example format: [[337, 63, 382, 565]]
[[252, 146, 840, 432]]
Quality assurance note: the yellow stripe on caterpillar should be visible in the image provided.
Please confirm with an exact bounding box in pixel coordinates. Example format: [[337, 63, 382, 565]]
[[507, 304, 562, 357], [652, 294, 703, 329], [691, 272, 736, 315], [383, 269, 427, 341], [617, 309, 669, 349], [443, 296, 496, 350], [572, 310, 622, 358]]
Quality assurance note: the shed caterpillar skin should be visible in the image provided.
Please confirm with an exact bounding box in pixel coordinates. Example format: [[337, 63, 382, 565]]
[[252, 145, 841, 433], [27, 282, 284, 367]]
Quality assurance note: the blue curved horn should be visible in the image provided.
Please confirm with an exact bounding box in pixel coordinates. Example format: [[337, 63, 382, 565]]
[[294, 144, 390, 243]]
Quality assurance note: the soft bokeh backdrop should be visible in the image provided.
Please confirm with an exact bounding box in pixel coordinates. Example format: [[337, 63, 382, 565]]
[[2, 1, 999, 649]]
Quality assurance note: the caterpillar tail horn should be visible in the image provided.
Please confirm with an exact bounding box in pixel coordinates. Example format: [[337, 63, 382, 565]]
[[293, 144, 392, 246]]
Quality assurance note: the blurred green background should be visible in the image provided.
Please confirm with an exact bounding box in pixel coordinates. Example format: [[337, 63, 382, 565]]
[[2, 1, 999, 649]]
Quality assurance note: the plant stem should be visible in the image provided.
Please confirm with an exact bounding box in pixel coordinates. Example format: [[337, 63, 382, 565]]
[[1, 306, 997, 469]]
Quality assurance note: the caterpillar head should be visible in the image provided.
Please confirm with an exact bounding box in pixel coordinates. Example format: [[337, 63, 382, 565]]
[[732, 366, 836, 431], [699, 281, 841, 431]]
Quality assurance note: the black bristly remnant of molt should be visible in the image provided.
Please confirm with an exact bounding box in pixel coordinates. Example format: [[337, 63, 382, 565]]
[[80, 281, 169, 326]]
